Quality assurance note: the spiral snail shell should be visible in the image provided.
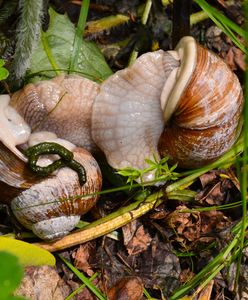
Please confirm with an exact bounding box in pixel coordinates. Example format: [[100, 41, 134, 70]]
[[0, 94, 102, 240], [10, 141, 102, 240]]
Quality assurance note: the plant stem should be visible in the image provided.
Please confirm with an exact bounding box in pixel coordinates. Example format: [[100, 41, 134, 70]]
[[35, 138, 243, 252], [172, 0, 192, 47], [234, 2, 248, 290], [128, 0, 152, 65], [41, 31, 60, 75], [70, 0, 90, 72]]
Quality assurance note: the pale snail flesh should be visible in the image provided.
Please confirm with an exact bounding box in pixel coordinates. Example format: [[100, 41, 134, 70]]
[[0, 95, 102, 240], [10, 74, 99, 152], [92, 36, 243, 173]]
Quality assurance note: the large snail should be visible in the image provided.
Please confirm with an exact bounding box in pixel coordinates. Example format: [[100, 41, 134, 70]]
[[0, 36, 243, 239], [92, 36, 243, 173]]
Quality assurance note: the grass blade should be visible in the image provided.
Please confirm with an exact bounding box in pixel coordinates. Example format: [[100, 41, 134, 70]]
[[69, 0, 90, 72], [58, 254, 106, 300]]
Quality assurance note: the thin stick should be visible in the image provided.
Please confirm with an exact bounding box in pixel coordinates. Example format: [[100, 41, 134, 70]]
[[172, 0, 192, 48]]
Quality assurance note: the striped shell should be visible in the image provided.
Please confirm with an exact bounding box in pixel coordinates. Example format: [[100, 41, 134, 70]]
[[158, 37, 243, 167], [0, 141, 102, 240]]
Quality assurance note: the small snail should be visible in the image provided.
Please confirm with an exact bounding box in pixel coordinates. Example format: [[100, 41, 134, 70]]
[[0, 95, 102, 240]]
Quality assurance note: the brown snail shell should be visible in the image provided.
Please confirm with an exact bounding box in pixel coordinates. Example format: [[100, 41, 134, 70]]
[[92, 36, 243, 174], [0, 130, 102, 240], [10, 74, 99, 152], [10, 146, 102, 240], [158, 37, 243, 167]]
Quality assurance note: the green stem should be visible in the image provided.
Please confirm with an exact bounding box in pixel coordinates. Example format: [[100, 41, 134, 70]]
[[234, 3, 248, 290], [59, 255, 106, 300], [69, 0, 90, 72], [65, 273, 99, 300], [41, 31, 60, 75], [128, 0, 152, 65]]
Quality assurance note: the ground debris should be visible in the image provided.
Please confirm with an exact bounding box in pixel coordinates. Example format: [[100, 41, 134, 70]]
[[122, 220, 152, 256], [72, 242, 96, 276], [92, 233, 181, 297], [107, 276, 144, 300], [15, 265, 71, 300], [166, 204, 232, 251]]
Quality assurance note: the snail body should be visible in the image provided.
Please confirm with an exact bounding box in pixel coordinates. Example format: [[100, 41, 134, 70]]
[[10, 74, 99, 152], [10, 37, 243, 174]]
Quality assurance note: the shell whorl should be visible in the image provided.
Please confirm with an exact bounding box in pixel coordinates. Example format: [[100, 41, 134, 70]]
[[10, 146, 102, 240], [158, 38, 243, 167]]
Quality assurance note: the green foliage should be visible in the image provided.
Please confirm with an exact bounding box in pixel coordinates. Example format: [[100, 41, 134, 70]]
[[59, 255, 106, 300], [28, 8, 112, 82], [195, 0, 247, 54], [0, 251, 25, 300], [117, 155, 179, 186], [0, 59, 9, 80], [0, 237, 56, 267]]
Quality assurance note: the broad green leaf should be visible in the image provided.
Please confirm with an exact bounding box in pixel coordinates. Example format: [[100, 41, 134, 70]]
[[28, 8, 112, 82], [0, 251, 23, 299], [0, 237, 56, 267]]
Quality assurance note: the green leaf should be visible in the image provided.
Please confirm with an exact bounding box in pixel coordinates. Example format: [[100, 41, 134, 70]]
[[0, 237, 56, 267], [0, 251, 23, 299], [28, 8, 112, 82], [0, 58, 9, 80], [0, 67, 9, 80]]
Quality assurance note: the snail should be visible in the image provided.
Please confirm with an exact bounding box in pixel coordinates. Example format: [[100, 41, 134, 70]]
[[0, 94, 102, 240], [92, 36, 243, 175]]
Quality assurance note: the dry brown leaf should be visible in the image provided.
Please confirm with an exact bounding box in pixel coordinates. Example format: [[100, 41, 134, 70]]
[[126, 225, 152, 256], [15, 266, 71, 300], [122, 219, 139, 246], [107, 276, 143, 300], [72, 242, 95, 276]]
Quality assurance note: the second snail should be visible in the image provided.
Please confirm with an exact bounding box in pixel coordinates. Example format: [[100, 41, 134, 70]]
[[0, 36, 243, 240]]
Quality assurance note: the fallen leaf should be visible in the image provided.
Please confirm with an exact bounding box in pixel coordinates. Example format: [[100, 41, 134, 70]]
[[0, 237, 55, 266], [15, 266, 71, 300], [72, 242, 95, 276], [107, 276, 143, 300], [125, 224, 152, 256]]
